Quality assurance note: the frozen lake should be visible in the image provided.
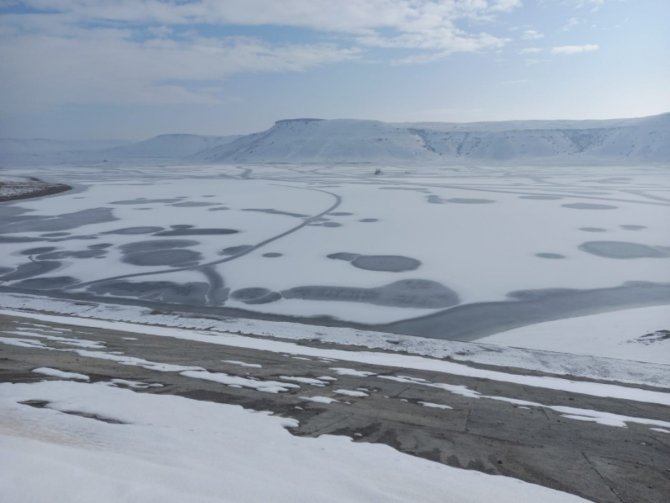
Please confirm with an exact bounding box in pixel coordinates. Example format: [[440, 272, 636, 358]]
[[1, 163, 669, 340]]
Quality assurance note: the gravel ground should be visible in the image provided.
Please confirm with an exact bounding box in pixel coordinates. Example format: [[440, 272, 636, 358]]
[[2, 313, 669, 502]]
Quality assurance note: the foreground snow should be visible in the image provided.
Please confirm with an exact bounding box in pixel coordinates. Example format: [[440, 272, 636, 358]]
[[0, 381, 587, 503], [480, 305, 670, 364]]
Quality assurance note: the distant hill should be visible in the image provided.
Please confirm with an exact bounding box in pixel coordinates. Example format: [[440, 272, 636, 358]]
[[194, 113, 670, 164], [195, 119, 434, 163], [0, 138, 129, 165], [2, 113, 668, 165], [101, 134, 240, 160]]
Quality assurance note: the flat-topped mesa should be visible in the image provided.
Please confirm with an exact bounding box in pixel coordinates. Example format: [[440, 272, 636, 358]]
[[273, 118, 325, 129], [3, 112, 667, 165], [274, 118, 324, 125]]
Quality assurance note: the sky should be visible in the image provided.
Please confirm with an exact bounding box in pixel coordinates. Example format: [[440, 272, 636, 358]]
[[0, 0, 668, 140]]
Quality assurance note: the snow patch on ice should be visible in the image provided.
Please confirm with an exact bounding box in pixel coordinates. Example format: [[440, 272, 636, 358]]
[[335, 389, 369, 398], [33, 367, 89, 381], [330, 367, 375, 377]]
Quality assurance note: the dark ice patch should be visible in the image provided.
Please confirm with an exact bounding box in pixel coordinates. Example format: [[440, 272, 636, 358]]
[[282, 279, 458, 309], [311, 221, 342, 228], [0, 207, 116, 234], [535, 253, 565, 259], [20, 247, 57, 255], [327, 253, 420, 272], [445, 198, 495, 204], [88, 280, 209, 305], [620, 225, 646, 231], [328, 212, 353, 216], [220, 245, 254, 255], [154, 228, 239, 236], [518, 195, 563, 200], [88, 243, 113, 250], [0, 236, 42, 243], [40, 232, 70, 237], [243, 208, 309, 218], [578, 241, 670, 259], [111, 197, 181, 205], [359, 218, 378, 223], [0, 261, 61, 281], [0, 206, 31, 218], [104, 226, 164, 235], [262, 252, 282, 258], [171, 201, 220, 207], [231, 287, 282, 305], [327, 252, 360, 262], [353, 255, 420, 272], [13, 276, 79, 290], [120, 240, 198, 253], [380, 282, 670, 341], [379, 187, 430, 192], [122, 249, 202, 267], [562, 203, 617, 210], [591, 177, 632, 184], [36, 249, 106, 260], [579, 227, 607, 233]]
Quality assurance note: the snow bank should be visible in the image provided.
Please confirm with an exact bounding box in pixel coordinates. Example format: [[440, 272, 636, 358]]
[[0, 381, 588, 503]]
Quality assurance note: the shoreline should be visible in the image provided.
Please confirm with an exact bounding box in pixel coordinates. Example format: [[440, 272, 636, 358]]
[[2, 292, 669, 388], [0, 177, 72, 202]]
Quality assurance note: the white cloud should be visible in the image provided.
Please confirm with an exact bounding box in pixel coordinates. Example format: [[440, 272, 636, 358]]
[[10, 0, 519, 52], [574, 0, 606, 8], [0, 30, 358, 110], [562, 17, 581, 30], [522, 29, 544, 40], [519, 47, 542, 54], [0, 1, 522, 111], [551, 44, 599, 54]]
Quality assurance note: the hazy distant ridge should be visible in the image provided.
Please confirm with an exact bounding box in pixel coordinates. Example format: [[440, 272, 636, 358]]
[[195, 113, 669, 164], [2, 113, 668, 165]]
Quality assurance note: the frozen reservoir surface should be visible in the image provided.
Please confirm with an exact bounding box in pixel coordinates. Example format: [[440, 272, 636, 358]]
[[0, 163, 668, 350]]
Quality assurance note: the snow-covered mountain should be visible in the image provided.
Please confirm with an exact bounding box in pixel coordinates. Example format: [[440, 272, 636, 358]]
[[196, 113, 670, 164], [0, 138, 129, 165], [2, 113, 668, 166], [196, 119, 434, 163], [101, 134, 240, 160]]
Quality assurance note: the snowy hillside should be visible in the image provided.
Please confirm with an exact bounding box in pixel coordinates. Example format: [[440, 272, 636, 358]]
[[408, 113, 670, 163], [101, 134, 240, 160], [0, 138, 129, 165], [197, 119, 435, 163], [197, 113, 670, 164], [2, 113, 668, 165]]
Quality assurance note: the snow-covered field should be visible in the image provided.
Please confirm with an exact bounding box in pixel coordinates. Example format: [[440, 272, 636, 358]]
[[0, 380, 589, 503], [480, 305, 670, 364], [1, 163, 668, 348]]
